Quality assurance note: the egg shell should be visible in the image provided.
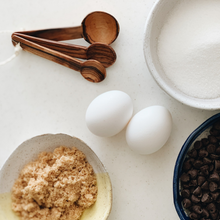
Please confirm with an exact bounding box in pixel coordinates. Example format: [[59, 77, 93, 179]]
[[126, 105, 172, 155], [86, 90, 133, 137]]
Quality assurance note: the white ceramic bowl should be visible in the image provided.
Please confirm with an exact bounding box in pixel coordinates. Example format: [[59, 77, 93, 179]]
[[143, 0, 220, 110], [0, 134, 112, 220]]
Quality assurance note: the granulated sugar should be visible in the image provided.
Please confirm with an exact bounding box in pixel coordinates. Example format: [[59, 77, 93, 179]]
[[157, 0, 220, 99]]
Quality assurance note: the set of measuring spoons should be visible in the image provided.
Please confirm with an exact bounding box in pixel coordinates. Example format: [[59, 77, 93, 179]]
[[11, 11, 120, 83]]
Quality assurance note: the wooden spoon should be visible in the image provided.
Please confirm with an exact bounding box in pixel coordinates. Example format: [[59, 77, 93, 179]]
[[14, 11, 120, 45], [13, 33, 116, 68], [12, 35, 106, 83]]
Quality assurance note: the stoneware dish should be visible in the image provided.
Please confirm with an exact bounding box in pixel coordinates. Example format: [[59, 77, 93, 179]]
[[0, 134, 112, 220], [173, 113, 220, 219], [143, 0, 220, 110]]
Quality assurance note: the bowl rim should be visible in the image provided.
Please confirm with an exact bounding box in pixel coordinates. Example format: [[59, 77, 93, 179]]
[[173, 113, 220, 220], [143, 0, 220, 110]]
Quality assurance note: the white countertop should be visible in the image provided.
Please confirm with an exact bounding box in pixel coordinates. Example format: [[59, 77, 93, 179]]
[[0, 0, 219, 219]]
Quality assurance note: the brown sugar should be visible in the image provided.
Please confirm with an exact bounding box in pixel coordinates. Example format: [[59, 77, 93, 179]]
[[11, 146, 98, 220]]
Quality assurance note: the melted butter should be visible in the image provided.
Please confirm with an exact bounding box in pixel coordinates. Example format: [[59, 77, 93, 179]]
[[0, 173, 111, 220], [81, 172, 112, 220], [0, 192, 19, 220]]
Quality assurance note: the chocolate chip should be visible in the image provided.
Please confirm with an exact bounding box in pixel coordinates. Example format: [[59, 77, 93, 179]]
[[180, 173, 190, 183], [190, 187, 196, 194], [201, 181, 209, 190], [182, 198, 192, 209], [181, 189, 190, 198], [193, 160, 203, 169], [200, 165, 209, 176], [207, 144, 216, 154], [193, 186, 201, 196], [213, 121, 220, 130], [216, 196, 220, 204], [210, 154, 220, 160], [209, 172, 220, 182], [216, 147, 220, 155], [197, 171, 205, 176], [192, 205, 203, 214], [189, 158, 195, 164], [188, 169, 198, 179], [210, 211, 218, 220], [202, 138, 210, 146], [198, 176, 206, 186], [191, 194, 200, 203], [189, 180, 197, 187], [202, 208, 209, 218], [207, 203, 217, 213], [189, 212, 200, 219], [209, 164, 214, 172], [199, 149, 209, 158], [208, 135, 218, 144], [215, 160, 220, 170], [216, 203, 220, 209], [210, 127, 220, 136], [209, 182, 218, 192], [188, 149, 198, 158], [183, 160, 192, 171], [211, 192, 220, 201], [203, 157, 212, 165], [194, 140, 203, 150], [182, 183, 190, 189], [201, 193, 212, 203], [197, 193, 203, 198]]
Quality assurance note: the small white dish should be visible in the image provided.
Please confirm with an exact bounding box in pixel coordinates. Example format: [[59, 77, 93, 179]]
[[143, 0, 220, 110], [0, 134, 112, 220]]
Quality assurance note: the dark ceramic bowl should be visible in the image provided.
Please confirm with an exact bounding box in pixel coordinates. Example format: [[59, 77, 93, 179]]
[[173, 113, 220, 219]]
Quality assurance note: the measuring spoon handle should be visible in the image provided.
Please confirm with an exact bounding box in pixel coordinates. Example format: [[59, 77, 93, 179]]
[[11, 34, 106, 83], [13, 33, 88, 59], [12, 34, 82, 72], [14, 26, 82, 41]]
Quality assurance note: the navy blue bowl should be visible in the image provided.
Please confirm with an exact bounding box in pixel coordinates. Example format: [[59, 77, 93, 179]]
[[173, 113, 220, 220]]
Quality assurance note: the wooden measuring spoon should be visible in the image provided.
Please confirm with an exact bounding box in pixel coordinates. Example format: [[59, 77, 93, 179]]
[[13, 33, 116, 68], [12, 35, 106, 83], [14, 11, 120, 45]]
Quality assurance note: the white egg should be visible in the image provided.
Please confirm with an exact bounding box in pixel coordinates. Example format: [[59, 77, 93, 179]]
[[86, 90, 133, 137], [126, 105, 172, 155]]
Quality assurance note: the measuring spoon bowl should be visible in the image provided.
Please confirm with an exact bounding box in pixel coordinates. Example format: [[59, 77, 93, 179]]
[[15, 11, 120, 45]]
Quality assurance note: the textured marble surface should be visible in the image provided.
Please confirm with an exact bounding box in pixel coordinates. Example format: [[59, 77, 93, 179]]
[[0, 0, 218, 219]]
